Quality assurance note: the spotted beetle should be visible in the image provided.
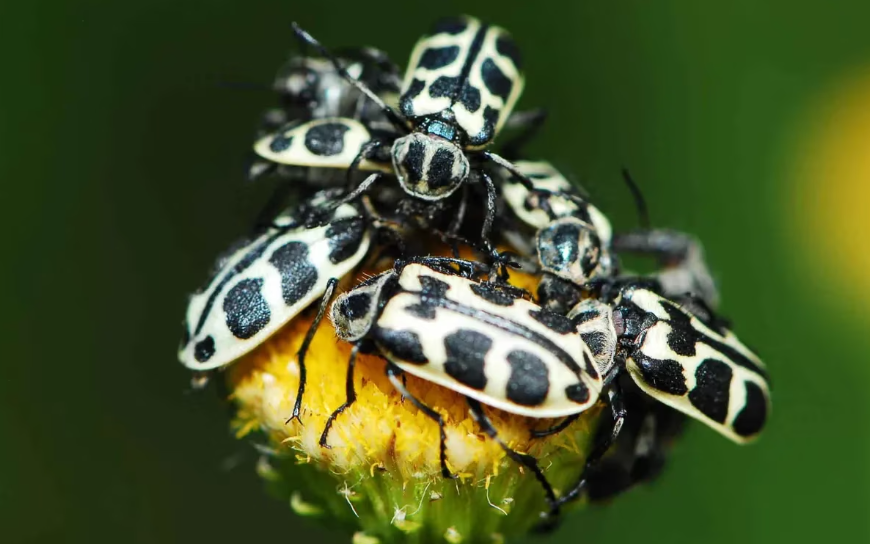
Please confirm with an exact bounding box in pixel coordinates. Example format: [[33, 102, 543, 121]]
[[254, 16, 561, 264], [323, 257, 612, 515], [497, 161, 617, 313], [263, 47, 400, 131], [540, 279, 770, 524], [502, 166, 721, 314], [178, 191, 376, 420], [249, 48, 401, 184], [610, 284, 769, 443]]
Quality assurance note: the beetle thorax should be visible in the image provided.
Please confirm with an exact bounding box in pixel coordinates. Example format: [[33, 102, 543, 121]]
[[391, 132, 470, 201]]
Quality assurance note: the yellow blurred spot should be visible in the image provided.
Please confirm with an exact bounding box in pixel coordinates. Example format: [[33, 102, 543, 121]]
[[290, 491, 324, 517], [793, 71, 870, 308], [352, 532, 381, 544], [444, 526, 463, 544]]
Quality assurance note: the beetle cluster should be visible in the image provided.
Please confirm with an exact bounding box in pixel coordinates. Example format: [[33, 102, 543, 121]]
[[179, 15, 770, 527]]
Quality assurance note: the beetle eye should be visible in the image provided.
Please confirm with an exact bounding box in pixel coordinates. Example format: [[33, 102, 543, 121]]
[[391, 133, 469, 201]]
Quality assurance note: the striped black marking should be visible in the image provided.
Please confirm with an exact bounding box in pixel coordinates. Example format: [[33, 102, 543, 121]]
[[447, 23, 488, 107], [634, 353, 688, 396], [430, 297, 585, 378]]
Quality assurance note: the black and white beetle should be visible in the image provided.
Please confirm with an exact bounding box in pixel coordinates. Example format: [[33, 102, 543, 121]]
[[253, 16, 559, 263], [262, 47, 401, 132], [321, 257, 612, 515], [540, 279, 770, 522], [178, 192, 376, 420], [498, 160, 617, 313], [610, 284, 769, 443], [249, 48, 402, 184], [506, 167, 720, 315]]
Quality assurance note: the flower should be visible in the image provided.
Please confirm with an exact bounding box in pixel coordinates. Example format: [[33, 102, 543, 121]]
[[225, 262, 607, 544]]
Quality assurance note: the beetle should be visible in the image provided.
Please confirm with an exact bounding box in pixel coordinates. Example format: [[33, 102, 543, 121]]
[[249, 47, 402, 184], [253, 17, 561, 264], [321, 257, 613, 514], [262, 47, 401, 132], [497, 160, 617, 313], [610, 284, 769, 442], [540, 279, 770, 522], [178, 191, 375, 421], [503, 166, 721, 314]]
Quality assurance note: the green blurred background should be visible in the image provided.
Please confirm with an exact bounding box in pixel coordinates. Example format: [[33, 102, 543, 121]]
[[3, 1, 868, 542]]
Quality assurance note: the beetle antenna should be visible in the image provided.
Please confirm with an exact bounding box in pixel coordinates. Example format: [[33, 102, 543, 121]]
[[291, 22, 408, 134], [621, 168, 651, 229]]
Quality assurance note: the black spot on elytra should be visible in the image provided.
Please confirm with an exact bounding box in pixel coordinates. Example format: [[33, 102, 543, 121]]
[[443, 329, 490, 390], [326, 217, 365, 264], [418, 275, 450, 300], [733, 381, 767, 437], [581, 331, 609, 359], [223, 278, 271, 339], [480, 58, 512, 101], [304, 122, 350, 156], [193, 233, 278, 336], [688, 359, 732, 423], [340, 292, 372, 321], [374, 327, 428, 364], [470, 283, 517, 306], [400, 138, 426, 183], [700, 334, 769, 381], [432, 17, 468, 35], [495, 34, 522, 69], [457, 83, 481, 113], [404, 302, 436, 320], [583, 351, 600, 379], [418, 46, 460, 70], [268, 241, 318, 305], [566, 382, 590, 404], [269, 134, 293, 153], [529, 309, 575, 334], [400, 78, 426, 117], [506, 350, 549, 406], [635, 354, 688, 396], [429, 76, 461, 100], [194, 336, 216, 363], [662, 300, 768, 384], [426, 148, 457, 189], [467, 106, 498, 147], [660, 301, 701, 357]]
